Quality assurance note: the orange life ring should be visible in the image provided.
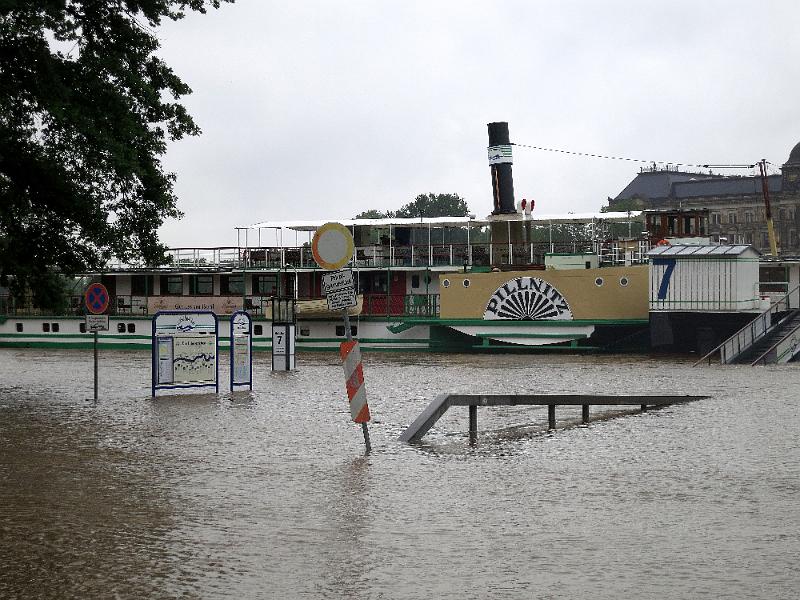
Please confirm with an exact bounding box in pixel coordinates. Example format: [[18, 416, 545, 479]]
[[656, 239, 670, 246]]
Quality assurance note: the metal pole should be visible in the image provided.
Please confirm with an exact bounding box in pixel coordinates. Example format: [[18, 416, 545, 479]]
[[344, 309, 371, 453], [548, 404, 556, 429], [469, 404, 477, 445], [93, 331, 98, 401]]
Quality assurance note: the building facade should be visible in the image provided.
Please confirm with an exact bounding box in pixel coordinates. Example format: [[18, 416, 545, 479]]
[[609, 141, 800, 255]]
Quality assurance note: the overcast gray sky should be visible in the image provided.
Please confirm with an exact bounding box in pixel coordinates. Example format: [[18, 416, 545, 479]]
[[155, 0, 800, 247]]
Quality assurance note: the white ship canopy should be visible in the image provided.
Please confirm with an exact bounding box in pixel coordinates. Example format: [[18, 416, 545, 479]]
[[243, 211, 640, 231], [244, 216, 485, 231]]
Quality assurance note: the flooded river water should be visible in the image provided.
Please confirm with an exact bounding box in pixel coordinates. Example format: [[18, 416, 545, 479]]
[[1, 348, 798, 599]]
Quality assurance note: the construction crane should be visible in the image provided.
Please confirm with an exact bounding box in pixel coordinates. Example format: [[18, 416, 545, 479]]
[[702, 160, 778, 257], [757, 159, 779, 257]]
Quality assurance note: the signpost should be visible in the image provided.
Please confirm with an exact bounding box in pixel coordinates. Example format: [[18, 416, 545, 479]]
[[271, 297, 296, 371], [312, 223, 371, 452], [84, 283, 110, 401], [230, 311, 253, 390]]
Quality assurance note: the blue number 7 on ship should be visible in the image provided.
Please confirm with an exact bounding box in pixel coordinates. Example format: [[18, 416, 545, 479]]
[[652, 258, 677, 300]]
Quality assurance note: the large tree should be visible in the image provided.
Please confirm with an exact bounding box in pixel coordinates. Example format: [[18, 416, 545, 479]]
[[355, 193, 470, 220], [0, 0, 231, 304]]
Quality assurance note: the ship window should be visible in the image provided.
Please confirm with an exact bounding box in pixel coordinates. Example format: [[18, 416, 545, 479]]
[[160, 275, 183, 296], [253, 274, 278, 296], [335, 325, 357, 337], [594, 277, 604, 287], [667, 216, 677, 235], [442, 279, 451, 288], [253, 324, 263, 336], [127, 323, 135, 333], [51, 323, 59, 332], [131, 275, 153, 296], [189, 275, 213, 295], [411, 274, 420, 288], [117, 323, 126, 333], [619, 277, 629, 287], [300, 328, 310, 337], [16, 322, 23, 332], [79, 322, 86, 333], [462, 279, 471, 288], [221, 274, 244, 295], [42, 322, 50, 332]]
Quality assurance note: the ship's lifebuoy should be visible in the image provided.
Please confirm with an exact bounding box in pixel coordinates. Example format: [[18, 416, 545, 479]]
[[656, 239, 670, 246]]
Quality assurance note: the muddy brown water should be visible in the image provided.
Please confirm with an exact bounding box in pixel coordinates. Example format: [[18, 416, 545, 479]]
[[1, 349, 798, 599]]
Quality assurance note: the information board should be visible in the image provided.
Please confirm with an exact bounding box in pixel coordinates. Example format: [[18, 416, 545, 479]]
[[152, 310, 218, 396]]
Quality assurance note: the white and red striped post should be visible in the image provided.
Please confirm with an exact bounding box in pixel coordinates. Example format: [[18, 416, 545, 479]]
[[340, 333, 371, 452]]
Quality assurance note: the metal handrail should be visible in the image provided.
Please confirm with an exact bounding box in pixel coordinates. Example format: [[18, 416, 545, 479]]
[[750, 312, 800, 366], [693, 284, 800, 366]]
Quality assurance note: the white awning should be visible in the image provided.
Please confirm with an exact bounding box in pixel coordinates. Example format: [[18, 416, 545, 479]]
[[243, 216, 485, 231], [243, 211, 640, 231]]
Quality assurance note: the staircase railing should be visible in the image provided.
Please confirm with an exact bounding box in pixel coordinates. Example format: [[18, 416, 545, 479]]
[[693, 284, 800, 366], [750, 315, 800, 366]]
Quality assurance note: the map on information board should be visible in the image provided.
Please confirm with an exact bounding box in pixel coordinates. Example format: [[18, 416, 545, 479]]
[[172, 336, 216, 383]]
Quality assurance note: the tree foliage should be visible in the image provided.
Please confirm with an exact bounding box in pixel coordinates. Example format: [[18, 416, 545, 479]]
[[353, 208, 389, 219], [355, 193, 470, 219], [0, 0, 231, 302]]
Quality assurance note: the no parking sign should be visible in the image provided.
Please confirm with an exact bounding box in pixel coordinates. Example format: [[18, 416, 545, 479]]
[[85, 283, 110, 314]]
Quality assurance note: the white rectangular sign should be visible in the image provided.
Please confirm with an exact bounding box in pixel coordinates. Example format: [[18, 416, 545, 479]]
[[85, 314, 109, 332], [272, 324, 288, 355], [322, 270, 354, 294], [488, 144, 513, 165], [232, 336, 251, 384], [326, 287, 358, 311]]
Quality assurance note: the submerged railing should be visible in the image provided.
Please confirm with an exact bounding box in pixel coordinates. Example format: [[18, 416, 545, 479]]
[[399, 393, 706, 444]]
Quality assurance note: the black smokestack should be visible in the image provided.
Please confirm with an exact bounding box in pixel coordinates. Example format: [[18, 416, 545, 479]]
[[487, 122, 516, 215]]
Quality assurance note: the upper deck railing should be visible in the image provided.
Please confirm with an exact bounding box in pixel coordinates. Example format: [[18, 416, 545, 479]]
[[106, 239, 651, 271]]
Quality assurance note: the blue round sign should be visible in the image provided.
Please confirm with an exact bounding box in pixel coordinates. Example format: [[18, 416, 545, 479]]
[[85, 283, 110, 315]]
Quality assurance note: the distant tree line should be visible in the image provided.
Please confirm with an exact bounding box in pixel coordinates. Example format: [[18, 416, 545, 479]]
[[354, 193, 470, 219]]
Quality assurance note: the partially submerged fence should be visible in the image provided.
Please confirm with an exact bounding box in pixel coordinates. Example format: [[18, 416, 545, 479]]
[[399, 393, 705, 444]]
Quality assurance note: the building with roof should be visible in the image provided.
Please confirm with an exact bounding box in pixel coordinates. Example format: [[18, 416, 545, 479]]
[[608, 141, 800, 254]]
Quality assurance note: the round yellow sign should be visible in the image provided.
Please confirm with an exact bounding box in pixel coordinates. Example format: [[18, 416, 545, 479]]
[[311, 222, 355, 270]]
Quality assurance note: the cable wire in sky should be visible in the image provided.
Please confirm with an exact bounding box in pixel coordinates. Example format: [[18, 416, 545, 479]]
[[510, 142, 757, 171]]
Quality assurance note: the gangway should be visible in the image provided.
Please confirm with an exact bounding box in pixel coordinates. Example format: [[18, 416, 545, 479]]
[[694, 286, 800, 366]]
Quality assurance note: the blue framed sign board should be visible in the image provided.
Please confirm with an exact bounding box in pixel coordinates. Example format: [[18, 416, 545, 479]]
[[152, 310, 219, 396], [230, 311, 253, 390]]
